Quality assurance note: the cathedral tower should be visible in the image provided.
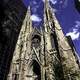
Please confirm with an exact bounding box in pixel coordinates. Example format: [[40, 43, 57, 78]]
[[7, 0, 80, 80]]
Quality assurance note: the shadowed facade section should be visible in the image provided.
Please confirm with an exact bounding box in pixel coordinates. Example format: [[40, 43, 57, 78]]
[[75, 0, 80, 13], [0, 0, 27, 80]]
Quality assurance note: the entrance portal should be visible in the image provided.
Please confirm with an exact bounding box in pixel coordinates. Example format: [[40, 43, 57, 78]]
[[26, 60, 41, 80]]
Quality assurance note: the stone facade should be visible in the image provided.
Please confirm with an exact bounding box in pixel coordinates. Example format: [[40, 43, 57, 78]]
[[7, 0, 80, 80]]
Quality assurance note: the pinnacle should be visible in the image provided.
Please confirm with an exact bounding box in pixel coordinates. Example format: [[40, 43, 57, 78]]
[[27, 6, 31, 16]]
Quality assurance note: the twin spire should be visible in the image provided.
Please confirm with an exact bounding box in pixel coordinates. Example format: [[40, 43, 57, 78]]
[[26, 0, 53, 30], [26, 6, 32, 32], [44, 0, 52, 22]]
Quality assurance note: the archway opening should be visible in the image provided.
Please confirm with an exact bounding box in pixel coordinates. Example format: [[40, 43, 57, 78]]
[[50, 33, 56, 48], [32, 60, 41, 80], [27, 60, 41, 80], [31, 35, 41, 49]]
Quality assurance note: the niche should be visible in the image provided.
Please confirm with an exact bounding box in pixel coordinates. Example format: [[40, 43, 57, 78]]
[[27, 60, 41, 80], [50, 33, 56, 48], [31, 35, 41, 49]]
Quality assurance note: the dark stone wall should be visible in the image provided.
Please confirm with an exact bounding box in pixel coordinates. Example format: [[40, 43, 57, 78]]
[[0, 0, 27, 80], [75, 0, 80, 13], [0, 0, 5, 45]]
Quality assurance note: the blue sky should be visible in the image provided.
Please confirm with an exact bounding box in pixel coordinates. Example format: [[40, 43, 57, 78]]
[[23, 0, 80, 57]]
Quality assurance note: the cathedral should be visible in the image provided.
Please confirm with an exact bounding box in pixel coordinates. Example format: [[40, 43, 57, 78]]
[[6, 0, 80, 80]]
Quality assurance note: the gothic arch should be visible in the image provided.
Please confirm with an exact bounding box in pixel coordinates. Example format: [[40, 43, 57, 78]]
[[28, 27, 41, 39], [50, 33, 59, 49], [26, 60, 41, 80], [31, 35, 41, 49], [50, 33, 56, 48], [26, 28, 41, 49]]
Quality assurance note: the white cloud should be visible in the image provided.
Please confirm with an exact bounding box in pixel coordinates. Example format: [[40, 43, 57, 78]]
[[52, 8, 58, 13], [75, 21, 80, 28], [66, 21, 80, 40], [32, 1, 37, 5], [61, 0, 68, 8], [31, 6, 39, 13], [42, 0, 57, 5], [30, 1, 39, 13], [42, 0, 45, 2], [31, 14, 42, 22], [49, 0, 57, 4], [66, 31, 80, 40]]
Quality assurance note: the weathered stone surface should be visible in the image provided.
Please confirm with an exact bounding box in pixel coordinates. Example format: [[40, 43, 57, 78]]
[[7, 0, 80, 80]]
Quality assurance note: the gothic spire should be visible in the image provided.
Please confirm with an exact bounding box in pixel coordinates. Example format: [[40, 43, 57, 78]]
[[44, 0, 53, 32], [44, 0, 50, 21], [26, 6, 32, 32], [20, 6, 32, 33]]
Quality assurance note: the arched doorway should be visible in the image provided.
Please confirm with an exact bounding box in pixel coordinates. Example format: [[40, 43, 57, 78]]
[[26, 60, 41, 80]]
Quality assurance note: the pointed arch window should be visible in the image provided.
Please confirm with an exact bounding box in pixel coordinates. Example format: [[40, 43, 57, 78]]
[[12, 64, 19, 80], [26, 60, 41, 80], [12, 73, 19, 80], [32, 60, 41, 80], [50, 33, 58, 50], [31, 35, 41, 49]]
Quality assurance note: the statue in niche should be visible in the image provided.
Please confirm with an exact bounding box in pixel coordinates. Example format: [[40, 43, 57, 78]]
[[31, 35, 41, 58]]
